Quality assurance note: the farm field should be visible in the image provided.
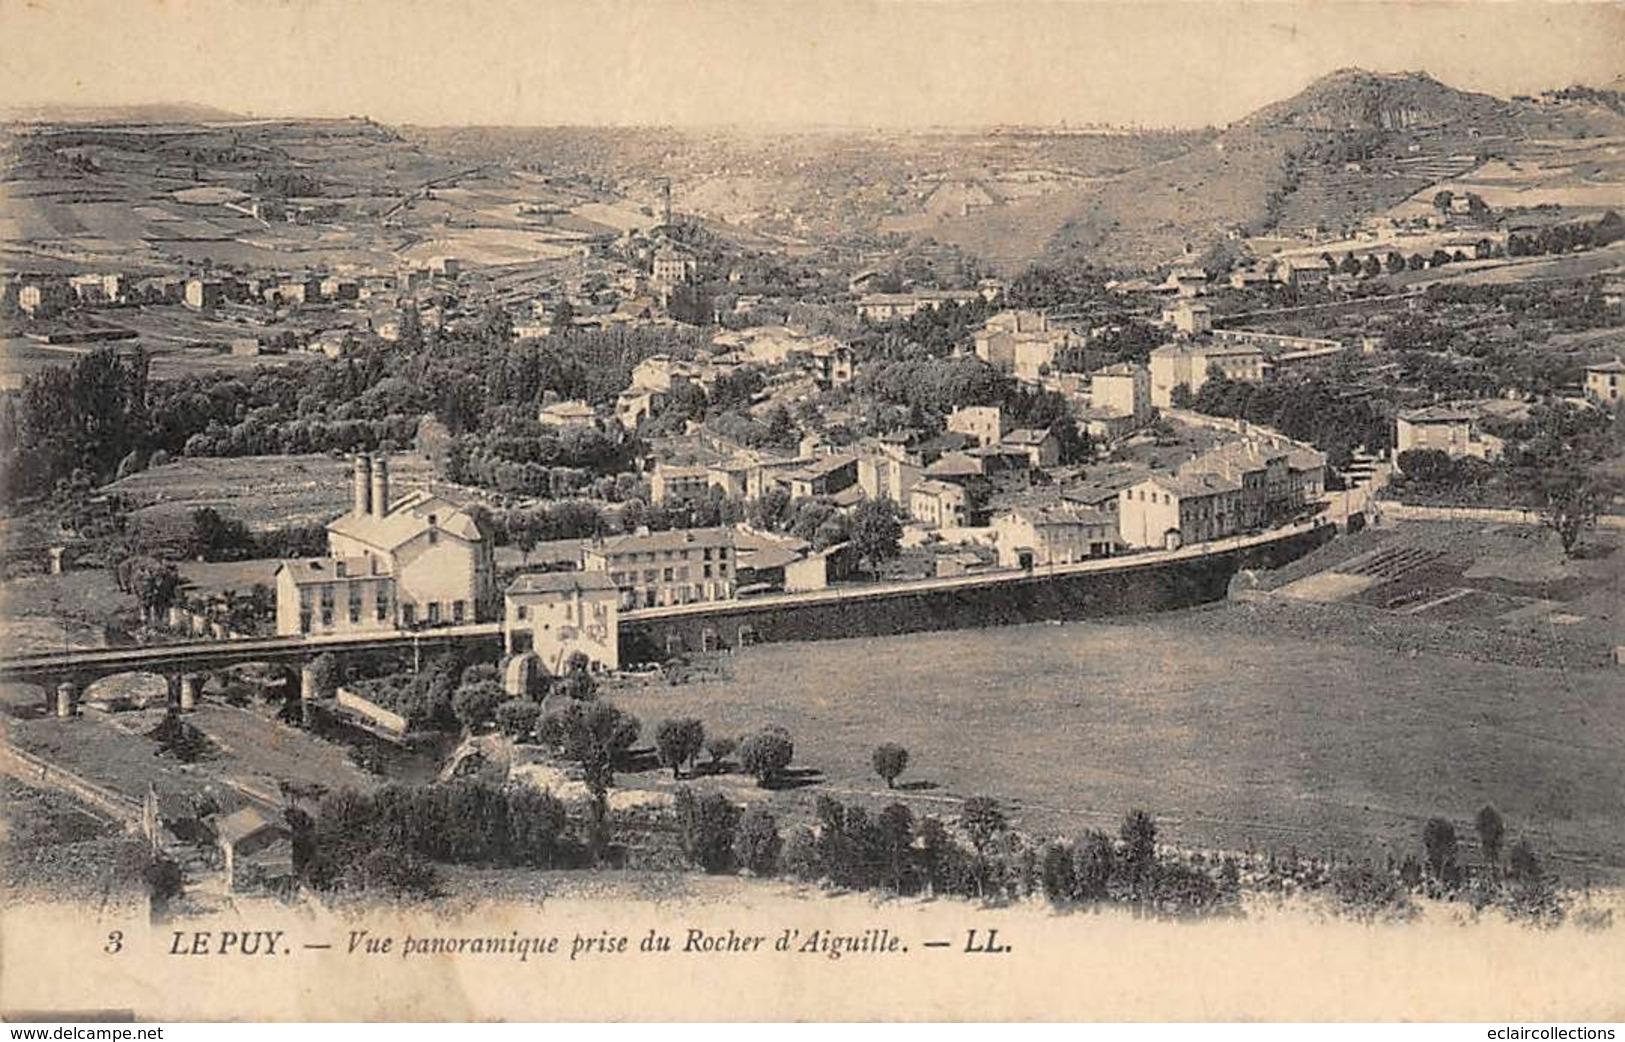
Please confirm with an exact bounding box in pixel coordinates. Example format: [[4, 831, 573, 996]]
[[1, 693, 380, 809], [606, 609, 1625, 881], [106, 453, 439, 534]]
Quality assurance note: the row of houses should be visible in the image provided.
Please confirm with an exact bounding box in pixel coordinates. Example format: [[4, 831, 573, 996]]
[[989, 433, 1327, 566]]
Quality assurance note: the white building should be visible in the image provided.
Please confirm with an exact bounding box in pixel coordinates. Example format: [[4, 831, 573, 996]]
[[946, 406, 1008, 448], [1584, 360, 1624, 406], [994, 504, 1118, 568], [275, 455, 496, 635], [584, 527, 736, 610], [1395, 406, 1505, 461], [1088, 362, 1152, 422], [504, 571, 620, 674], [1148, 342, 1267, 408], [538, 399, 597, 429], [975, 310, 1077, 384], [909, 479, 970, 529], [1117, 473, 1243, 550]]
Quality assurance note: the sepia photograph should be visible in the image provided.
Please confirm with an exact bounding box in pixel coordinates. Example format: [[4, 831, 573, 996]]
[[0, 0, 1622, 1026]]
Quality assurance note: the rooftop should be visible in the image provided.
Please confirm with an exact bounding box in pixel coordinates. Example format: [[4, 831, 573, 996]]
[[1002, 428, 1053, 447], [276, 556, 391, 586], [507, 571, 620, 596], [327, 490, 482, 550], [591, 526, 735, 556]]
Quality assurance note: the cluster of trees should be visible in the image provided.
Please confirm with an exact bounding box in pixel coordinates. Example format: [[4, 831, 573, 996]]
[[1505, 212, 1624, 257], [850, 299, 993, 362], [177, 508, 326, 563], [665, 793, 1234, 914], [0, 317, 712, 509], [1392, 403, 1618, 553], [439, 417, 643, 498], [855, 356, 1092, 464], [346, 655, 510, 734], [0, 347, 150, 506], [306, 780, 576, 894], [1178, 373, 1392, 467]]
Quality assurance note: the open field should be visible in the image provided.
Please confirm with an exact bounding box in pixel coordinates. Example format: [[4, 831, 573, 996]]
[[2, 694, 380, 809], [1267, 521, 1625, 652], [107, 453, 439, 533], [606, 608, 1625, 882], [0, 777, 147, 905]]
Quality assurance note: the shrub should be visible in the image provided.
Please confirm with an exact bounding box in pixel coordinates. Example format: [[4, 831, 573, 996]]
[[144, 857, 184, 907], [734, 807, 783, 876], [1422, 817, 1459, 881], [494, 699, 542, 740], [655, 717, 706, 779], [959, 796, 1007, 853], [782, 826, 822, 882], [306, 652, 341, 699], [705, 735, 737, 769], [1040, 842, 1076, 903], [739, 729, 795, 787], [674, 787, 741, 873], [872, 742, 909, 788], [452, 680, 507, 733], [505, 786, 569, 867], [1332, 864, 1415, 922]]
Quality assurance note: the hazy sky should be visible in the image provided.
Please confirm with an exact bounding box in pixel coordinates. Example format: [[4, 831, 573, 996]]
[[2, 0, 1621, 127]]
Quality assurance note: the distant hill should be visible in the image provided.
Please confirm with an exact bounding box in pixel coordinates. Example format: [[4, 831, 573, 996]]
[[1242, 68, 1515, 132], [928, 68, 1544, 272], [0, 102, 247, 124]]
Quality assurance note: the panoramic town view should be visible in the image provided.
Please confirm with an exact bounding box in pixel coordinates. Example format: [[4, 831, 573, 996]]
[[1, 3, 1623, 979]]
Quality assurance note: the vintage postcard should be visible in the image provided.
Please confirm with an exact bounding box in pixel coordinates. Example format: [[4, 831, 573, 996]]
[[1, 0, 1623, 1023]]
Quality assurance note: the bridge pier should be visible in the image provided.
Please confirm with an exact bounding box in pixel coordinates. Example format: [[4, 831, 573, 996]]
[[55, 682, 75, 719], [178, 673, 199, 712]]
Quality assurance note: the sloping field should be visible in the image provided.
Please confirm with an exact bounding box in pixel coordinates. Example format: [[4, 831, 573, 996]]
[[609, 612, 1625, 880], [107, 453, 439, 532]]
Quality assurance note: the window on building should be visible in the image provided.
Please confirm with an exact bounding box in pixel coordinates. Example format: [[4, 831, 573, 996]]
[[299, 611, 312, 634], [453, 600, 465, 623], [377, 594, 390, 622], [427, 602, 441, 624], [703, 564, 712, 578], [663, 567, 674, 582], [402, 603, 415, 626], [349, 591, 362, 625], [428, 529, 439, 546], [517, 604, 529, 621]]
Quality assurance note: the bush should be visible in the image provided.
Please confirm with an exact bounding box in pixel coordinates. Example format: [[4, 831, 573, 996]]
[[734, 807, 783, 876], [705, 735, 737, 769], [1040, 842, 1076, 903], [655, 717, 706, 779], [782, 826, 822, 882], [494, 699, 542, 740], [452, 680, 507, 733], [674, 787, 740, 873], [144, 857, 184, 907], [739, 729, 795, 787], [505, 786, 569, 867], [306, 652, 342, 699], [1332, 864, 1414, 922], [1422, 817, 1459, 881], [872, 742, 909, 788], [959, 796, 1007, 853]]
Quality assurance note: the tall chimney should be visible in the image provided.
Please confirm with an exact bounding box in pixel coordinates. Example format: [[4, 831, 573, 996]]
[[371, 456, 390, 519], [352, 455, 372, 516]]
